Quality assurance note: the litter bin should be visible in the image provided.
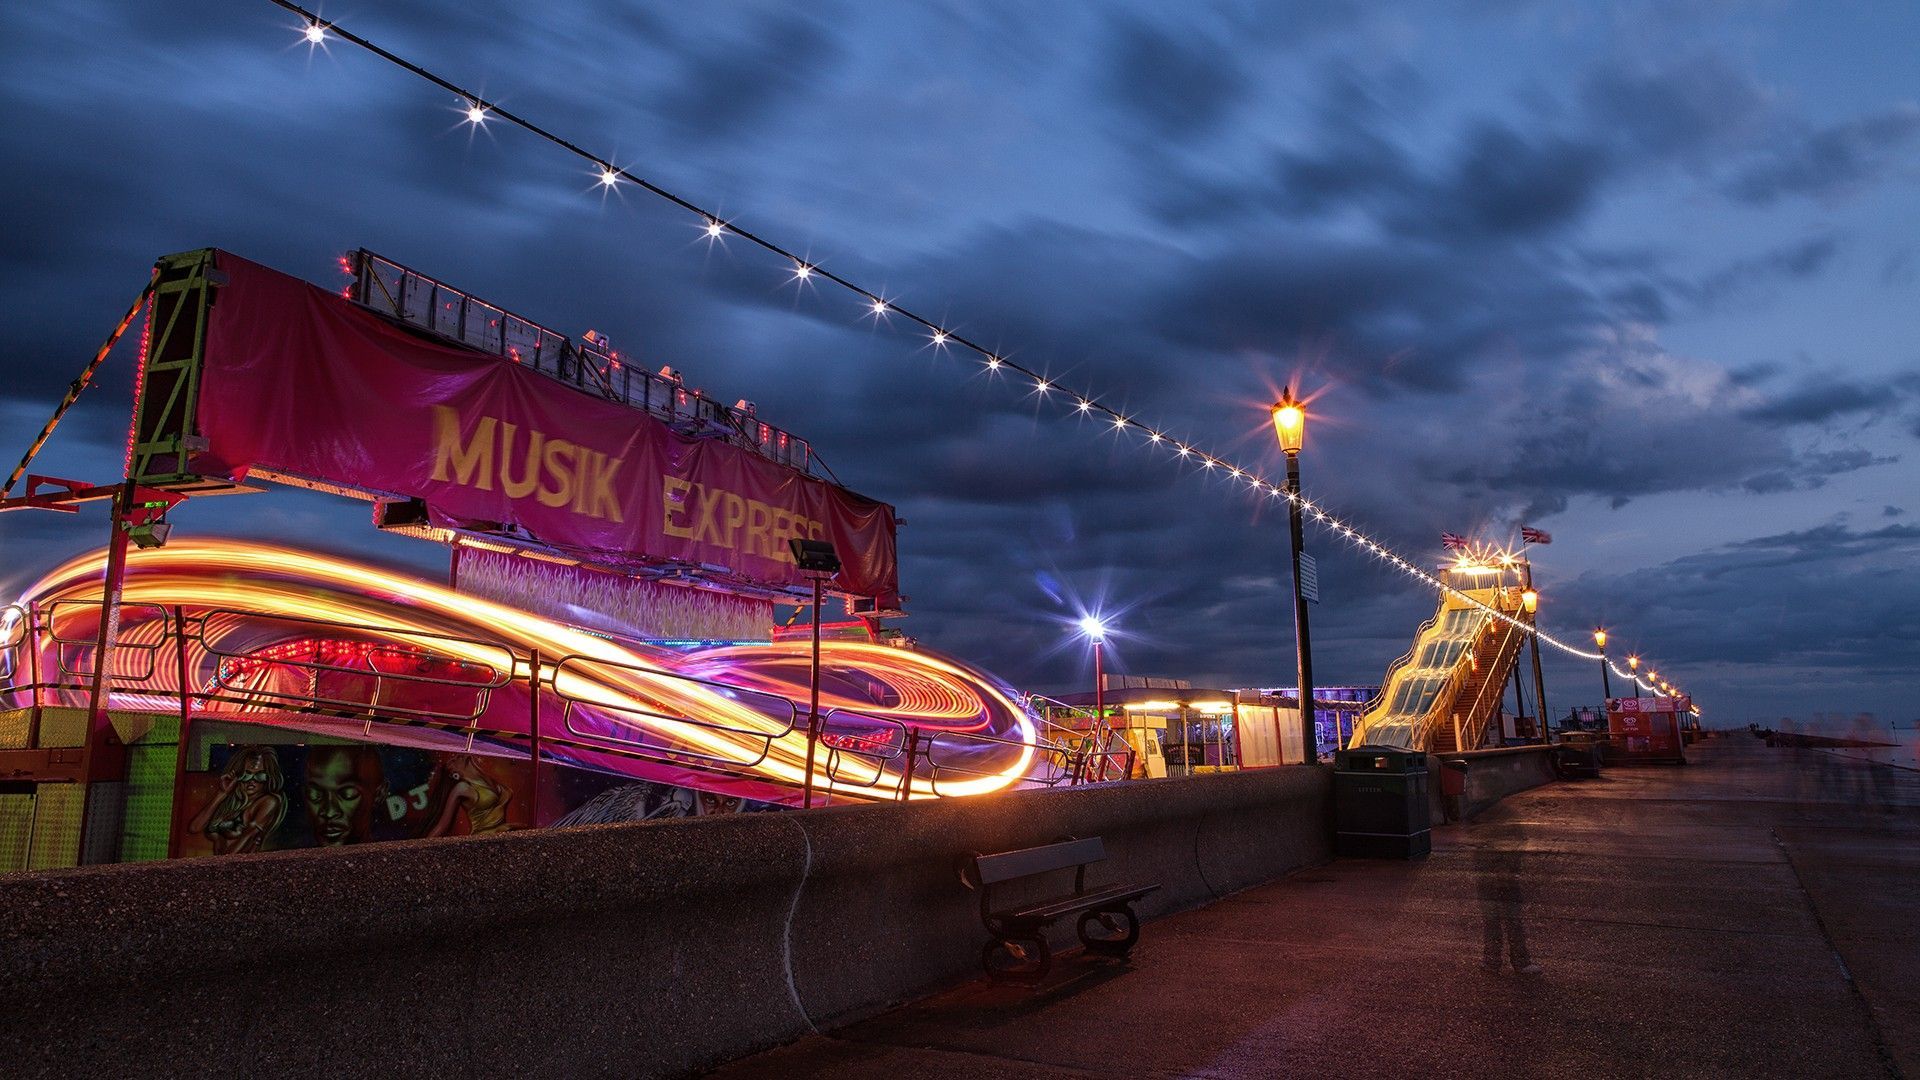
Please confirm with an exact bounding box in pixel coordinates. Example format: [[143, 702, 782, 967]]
[[1334, 747, 1431, 859], [1554, 732, 1603, 778]]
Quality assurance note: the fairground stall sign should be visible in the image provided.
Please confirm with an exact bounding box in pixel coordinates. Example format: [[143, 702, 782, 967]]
[[125, 248, 900, 610]]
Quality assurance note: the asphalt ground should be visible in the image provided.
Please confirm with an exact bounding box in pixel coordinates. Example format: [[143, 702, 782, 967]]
[[709, 735, 1919, 1079]]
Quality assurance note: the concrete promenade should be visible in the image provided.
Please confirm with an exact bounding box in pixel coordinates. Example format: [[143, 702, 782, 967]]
[[713, 736, 1919, 1079]]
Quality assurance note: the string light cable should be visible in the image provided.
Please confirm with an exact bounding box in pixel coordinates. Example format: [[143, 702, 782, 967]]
[[258, 1, 1690, 700]]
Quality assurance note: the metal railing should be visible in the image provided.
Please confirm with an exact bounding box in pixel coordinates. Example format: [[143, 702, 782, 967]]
[[348, 249, 815, 474], [1454, 613, 1525, 752], [0, 597, 1099, 807]]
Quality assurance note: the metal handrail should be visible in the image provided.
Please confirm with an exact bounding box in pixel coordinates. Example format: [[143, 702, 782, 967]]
[[1455, 613, 1524, 751], [1, 595, 1102, 806], [548, 652, 799, 773]]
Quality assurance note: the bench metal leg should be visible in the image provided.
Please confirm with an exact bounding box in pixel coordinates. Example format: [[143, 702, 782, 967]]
[[982, 933, 1051, 982], [1076, 905, 1140, 957]]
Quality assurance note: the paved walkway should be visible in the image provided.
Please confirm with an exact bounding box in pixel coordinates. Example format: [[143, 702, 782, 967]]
[[712, 736, 1919, 1079]]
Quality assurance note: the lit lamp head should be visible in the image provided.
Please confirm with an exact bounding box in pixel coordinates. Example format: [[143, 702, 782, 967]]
[[1627, 654, 1640, 672], [1270, 390, 1305, 456], [1593, 628, 1608, 650], [1077, 615, 1108, 644], [1521, 588, 1539, 614]]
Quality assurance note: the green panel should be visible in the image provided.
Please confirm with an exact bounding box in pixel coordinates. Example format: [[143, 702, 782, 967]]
[[119, 715, 180, 863], [0, 794, 33, 873], [129, 249, 217, 488], [0, 708, 29, 750], [27, 784, 84, 871], [36, 708, 85, 748]]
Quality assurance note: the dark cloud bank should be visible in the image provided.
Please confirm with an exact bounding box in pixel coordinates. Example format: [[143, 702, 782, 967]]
[[1, 1, 1916, 720]]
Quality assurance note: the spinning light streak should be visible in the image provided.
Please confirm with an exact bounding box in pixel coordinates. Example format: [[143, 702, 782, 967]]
[[8, 540, 1045, 801], [256, 1, 1694, 704]]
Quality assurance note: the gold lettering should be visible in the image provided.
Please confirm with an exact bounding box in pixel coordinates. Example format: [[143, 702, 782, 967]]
[[692, 483, 725, 545], [429, 406, 495, 490], [745, 501, 772, 558], [584, 450, 624, 523], [537, 440, 576, 508], [662, 477, 694, 537], [720, 493, 747, 547], [499, 422, 544, 499]]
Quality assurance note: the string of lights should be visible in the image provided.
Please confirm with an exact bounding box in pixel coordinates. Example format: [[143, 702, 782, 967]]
[[262, 1, 1692, 703]]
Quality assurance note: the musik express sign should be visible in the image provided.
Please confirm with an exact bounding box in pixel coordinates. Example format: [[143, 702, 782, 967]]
[[185, 251, 900, 605]]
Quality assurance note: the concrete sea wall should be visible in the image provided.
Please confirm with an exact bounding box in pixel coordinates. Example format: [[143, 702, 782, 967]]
[[1431, 744, 1557, 821], [0, 765, 1330, 1079]]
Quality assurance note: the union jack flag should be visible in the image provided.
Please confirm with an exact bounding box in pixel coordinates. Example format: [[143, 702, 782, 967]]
[[1440, 532, 1468, 550], [1520, 526, 1553, 545]]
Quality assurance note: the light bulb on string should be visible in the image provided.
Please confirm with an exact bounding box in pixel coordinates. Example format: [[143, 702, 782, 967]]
[[1075, 399, 1092, 413], [267, 9, 1665, 682], [869, 298, 888, 316], [930, 329, 948, 346], [704, 218, 725, 239]]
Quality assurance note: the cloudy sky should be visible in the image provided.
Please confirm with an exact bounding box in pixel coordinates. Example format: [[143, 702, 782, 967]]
[[3, 1, 1916, 723]]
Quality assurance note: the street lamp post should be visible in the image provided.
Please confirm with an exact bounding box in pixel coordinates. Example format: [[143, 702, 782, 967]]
[[1627, 654, 1642, 695], [1594, 628, 1612, 704], [790, 539, 842, 809], [1079, 615, 1108, 724], [1271, 390, 1315, 763], [1521, 580, 1549, 743]]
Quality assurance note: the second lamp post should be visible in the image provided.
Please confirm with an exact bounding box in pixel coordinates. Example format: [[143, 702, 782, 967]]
[[1271, 390, 1316, 763]]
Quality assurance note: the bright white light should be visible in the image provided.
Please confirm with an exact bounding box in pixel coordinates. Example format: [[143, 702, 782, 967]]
[[985, 356, 1002, 370], [870, 298, 887, 315], [1148, 430, 1162, 442], [1076, 398, 1092, 413], [1112, 415, 1128, 429], [464, 102, 487, 124], [1077, 615, 1108, 642], [304, 21, 327, 44], [931, 330, 948, 345], [705, 219, 725, 238], [597, 166, 619, 187], [793, 262, 813, 280], [1176, 444, 1191, 457], [1034, 378, 1051, 393]]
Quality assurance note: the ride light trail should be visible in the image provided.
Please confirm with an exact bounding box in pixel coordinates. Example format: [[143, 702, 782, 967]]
[[8, 539, 1042, 801]]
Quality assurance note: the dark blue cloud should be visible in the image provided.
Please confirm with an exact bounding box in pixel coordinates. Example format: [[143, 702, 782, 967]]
[[0, 0, 1915, 722]]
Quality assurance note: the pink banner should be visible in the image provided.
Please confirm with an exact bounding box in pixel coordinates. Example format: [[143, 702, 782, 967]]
[[189, 252, 899, 605]]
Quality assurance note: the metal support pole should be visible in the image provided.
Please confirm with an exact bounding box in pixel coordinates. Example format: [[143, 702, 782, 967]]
[[528, 649, 543, 828], [1511, 659, 1526, 745], [75, 480, 133, 865], [1523, 562, 1550, 744], [25, 603, 43, 747], [899, 728, 919, 801], [1284, 452, 1316, 763], [166, 607, 193, 860], [1599, 650, 1612, 704], [1092, 639, 1105, 781], [802, 577, 824, 809], [1529, 631, 1550, 744]]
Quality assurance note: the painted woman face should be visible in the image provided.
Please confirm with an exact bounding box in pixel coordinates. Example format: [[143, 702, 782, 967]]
[[236, 753, 272, 799], [305, 751, 374, 845]]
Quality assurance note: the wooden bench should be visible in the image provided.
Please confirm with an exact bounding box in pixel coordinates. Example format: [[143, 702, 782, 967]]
[[962, 836, 1159, 981]]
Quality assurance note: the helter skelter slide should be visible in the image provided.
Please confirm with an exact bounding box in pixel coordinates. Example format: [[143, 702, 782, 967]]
[[0, 248, 1108, 869], [1346, 564, 1533, 754]]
